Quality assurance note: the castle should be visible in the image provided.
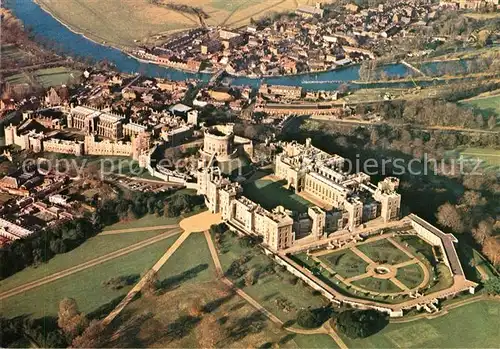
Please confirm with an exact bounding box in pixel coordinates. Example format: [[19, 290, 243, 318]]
[[198, 138, 402, 251]]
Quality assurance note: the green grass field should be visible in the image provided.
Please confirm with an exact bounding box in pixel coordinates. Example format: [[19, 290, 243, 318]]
[[0, 235, 179, 318], [242, 178, 313, 213], [215, 231, 326, 323], [351, 277, 401, 293], [445, 147, 500, 173], [292, 334, 339, 348], [460, 94, 500, 119], [341, 300, 500, 348], [0, 230, 166, 294], [5, 67, 80, 88], [318, 249, 369, 279], [156, 232, 216, 286], [357, 239, 411, 265], [102, 214, 180, 231], [396, 264, 426, 290]]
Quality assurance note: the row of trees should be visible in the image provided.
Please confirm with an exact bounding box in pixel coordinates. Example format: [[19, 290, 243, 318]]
[[0, 189, 204, 280], [360, 96, 499, 130]]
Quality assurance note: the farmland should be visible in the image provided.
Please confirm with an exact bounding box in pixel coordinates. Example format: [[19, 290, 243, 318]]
[[36, 0, 327, 48]]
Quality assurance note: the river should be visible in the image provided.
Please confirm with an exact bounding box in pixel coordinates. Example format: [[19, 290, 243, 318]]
[[6, 0, 462, 90]]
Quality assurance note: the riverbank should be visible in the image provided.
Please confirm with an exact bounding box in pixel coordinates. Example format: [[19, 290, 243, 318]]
[[33, 0, 130, 52]]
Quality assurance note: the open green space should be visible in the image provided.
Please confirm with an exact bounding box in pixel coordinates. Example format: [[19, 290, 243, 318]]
[[102, 214, 180, 231], [460, 94, 500, 119], [292, 334, 339, 348], [215, 231, 326, 323], [341, 300, 500, 348], [396, 264, 426, 290], [0, 235, 179, 318], [1, 44, 28, 61], [290, 252, 408, 304], [352, 277, 401, 294], [394, 235, 436, 265], [5, 67, 80, 88], [156, 232, 216, 286], [242, 177, 313, 213], [357, 239, 411, 265], [445, 147, 500, 172], [0, 230, 165, 294], [318, 249, 369, 279], [34, 67, 81, 87]]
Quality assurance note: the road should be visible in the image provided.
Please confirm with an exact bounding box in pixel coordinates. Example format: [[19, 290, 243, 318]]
[[203, 231, 349, 349], [0, 228, 182, 301], [103, 230, 192, 326]]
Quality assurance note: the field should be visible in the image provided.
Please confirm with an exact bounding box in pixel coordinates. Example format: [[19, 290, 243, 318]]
[[0, 230, 169, 294], [102, 213, 180, 231], [0, 235, 179, 318], [445, 147, 500, 172], [215, 230, 327, 323], [5, 66, 81, 88], [459, 93, 500, 123], [242, 176, 313, 213], [36, 0, 327, 48], [341, 300, 500, 348], [102, 230, 307, 348]]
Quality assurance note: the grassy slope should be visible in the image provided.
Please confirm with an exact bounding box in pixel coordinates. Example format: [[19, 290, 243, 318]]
[[215, 231, 326, 323], [342, 300, 500, 348], [156, 232, 216, 285], [102, 214, 180, 231], [0, 235, 179, 318], [0, 230, 165, 293]]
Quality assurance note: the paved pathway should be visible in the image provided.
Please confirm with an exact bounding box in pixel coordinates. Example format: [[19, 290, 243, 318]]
[[203, 230, 349, 349], [101, 224, 179, 235], [0, 229, 182, 301], [350, 246, 376, 265], [102, 230, 192, 326], [102, 231, 191, 326]]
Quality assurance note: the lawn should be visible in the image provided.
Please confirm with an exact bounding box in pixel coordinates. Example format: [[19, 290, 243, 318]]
[[33, 67, 81, 88], [396, 264, 426, 290], [36, 0, 305, 47], [215, 231, 327, 323], [357, 239, 411, 265], [351, 277, 401, 294], [460, 94, 500, 117], [156, 232, 216, 287], [5, 67, 80, 88], [242, 178, 313, 213], [0, 230, 166, 294], [318, 249, 369, 279], [292, 334, 339, 348], [445, 147, 500, 173], [341, 300, 500, 348], [108, 279, 298, 348], [394, 235, 436, 265], [0, 235, 179, 318], [102, 214, 180, 231]]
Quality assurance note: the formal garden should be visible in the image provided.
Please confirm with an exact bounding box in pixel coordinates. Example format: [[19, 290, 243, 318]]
[[290, 231, 437, 303]]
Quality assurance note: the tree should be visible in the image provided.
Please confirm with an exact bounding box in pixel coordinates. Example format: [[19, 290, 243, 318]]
[[436, 203, 464, 233], [57, 298, 88, 339], [296, 307, 332, 329], [482, 237, 500, 267], [484, 277, 500, 295], [472, 220, 493, 244], [244, 268, 256, 286], [336, 309, 388, 339], [72, 320, 105, 348], [487, 115, 496, 130], [142, 270, 158, 297]]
